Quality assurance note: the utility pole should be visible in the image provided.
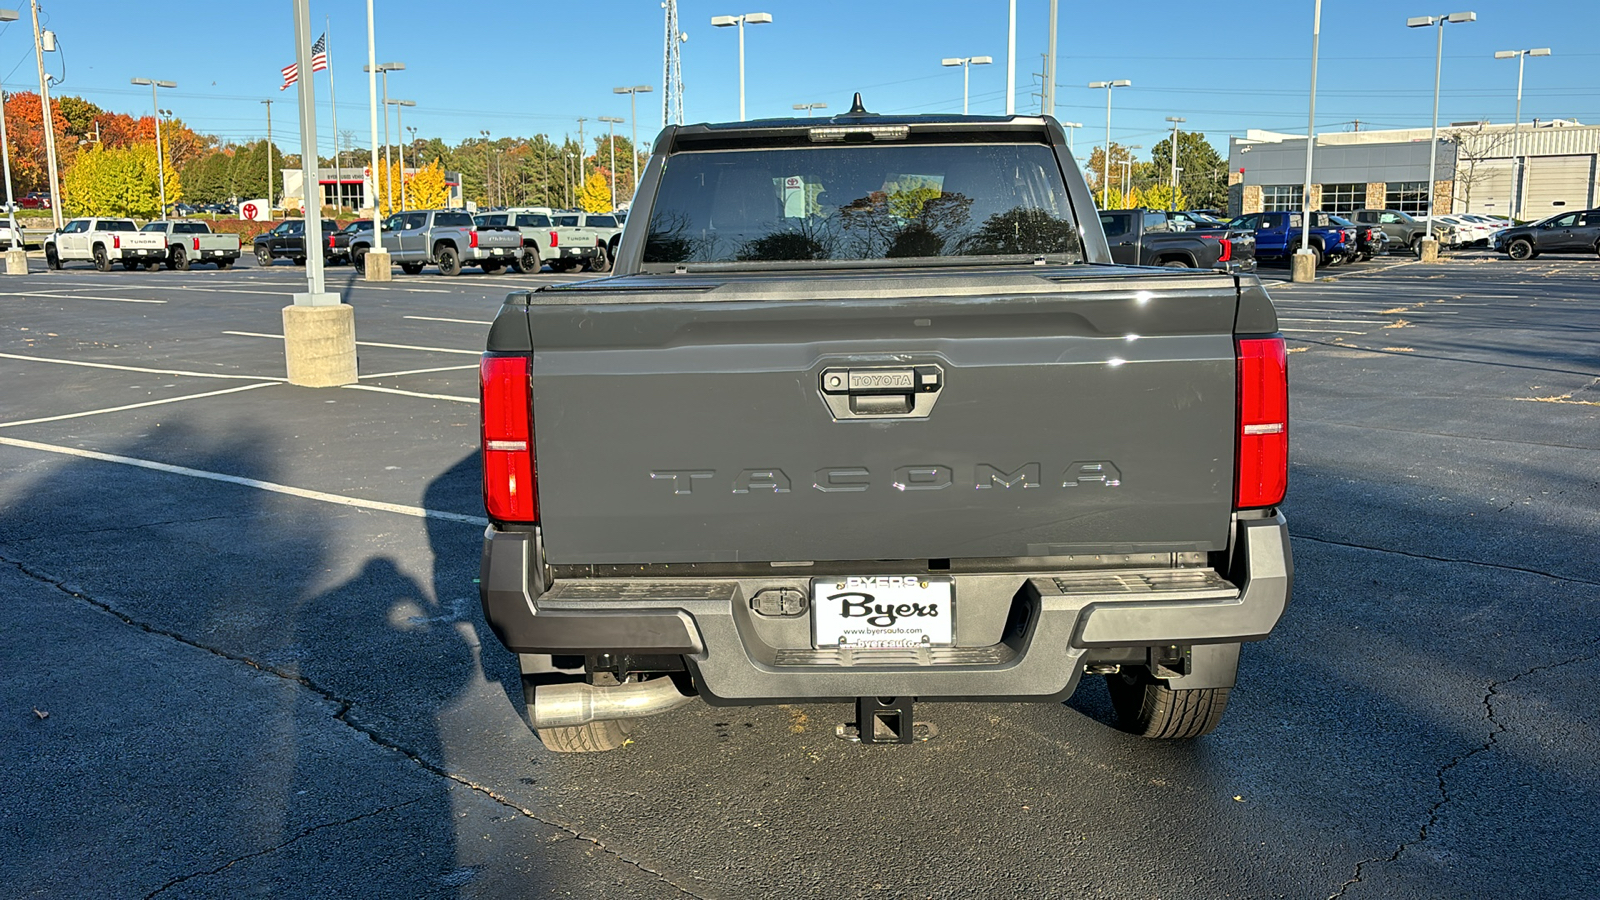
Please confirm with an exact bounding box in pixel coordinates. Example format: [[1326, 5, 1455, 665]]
[[280, 0, 354, 389], [326, 15, 341, 210], [480, 129, 491, 207], [600, 116, 623, 209], [30, 1, 61, 229], [132, 79, 176, 219], [1166, 116, 1185, 212], [576, 118, 587, 185], [387, 99, 414, 210], [260, 100, 274, 206]]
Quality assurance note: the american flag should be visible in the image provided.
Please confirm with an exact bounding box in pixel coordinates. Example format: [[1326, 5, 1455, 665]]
[[279, 34, 328, 90]]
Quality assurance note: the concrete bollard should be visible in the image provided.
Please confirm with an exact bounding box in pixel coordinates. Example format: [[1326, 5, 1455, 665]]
[[5, 248, 27, 275], [363, 248, 393, 282], [282, 303, 358, 387], [1291, 248, 1317, 283], [1418, 237, 1440, 263]]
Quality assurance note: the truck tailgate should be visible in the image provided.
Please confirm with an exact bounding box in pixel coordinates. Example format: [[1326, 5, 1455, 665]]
[[524, 267, 1247, 565]]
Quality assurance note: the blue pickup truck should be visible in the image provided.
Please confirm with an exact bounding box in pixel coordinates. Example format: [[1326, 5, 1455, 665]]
[[1228, 210, 1355, 268]]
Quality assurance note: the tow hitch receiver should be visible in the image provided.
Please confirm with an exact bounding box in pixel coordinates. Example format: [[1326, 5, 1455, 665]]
[[841, 697, 917, 744]]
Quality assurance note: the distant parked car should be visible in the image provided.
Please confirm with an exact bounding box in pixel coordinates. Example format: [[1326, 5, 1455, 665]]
[[253, 218, 340, 266], [140, 219, 242, 269], [45, 218, 168, 270], [18, 192, 51, 210], [1491, 209, 1600, 260]]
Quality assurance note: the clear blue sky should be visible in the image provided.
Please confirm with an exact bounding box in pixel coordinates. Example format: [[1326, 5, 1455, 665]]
[[5, 0, 1596, 164]]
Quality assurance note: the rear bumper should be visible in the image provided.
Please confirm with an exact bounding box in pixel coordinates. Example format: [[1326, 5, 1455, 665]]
[[480, 515, 1292, 703], [117, 246, 165, 259]]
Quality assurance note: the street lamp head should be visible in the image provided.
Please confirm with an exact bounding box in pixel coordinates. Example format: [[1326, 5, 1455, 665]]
[[1088, 81, 1108, 88], [1111, 79, 1131, 87], [1529, 48, 1552, 56], [1406, 15, 1437, 27], [745, 12, 772, 24], [0, 10, 18, 22], [1493, 50, 1517, 58], [1061, 121, 1082, 127], [711, 15, 737, 26], [599, 116, 624, 123], [971, 56, 993, 65], [1444, 11, 1476, 23], [942, 58, 963, 67], [1166, 116, 1186, 123], [131, 77, 150, 85], [389, 100, 416, 108]]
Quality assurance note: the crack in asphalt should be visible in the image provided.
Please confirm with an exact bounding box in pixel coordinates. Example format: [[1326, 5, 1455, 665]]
[[0, 553, 708, 900], [1290, 533, 1600, 588], [144, 797, 427, 898], [1326, 640, 1600, 900]]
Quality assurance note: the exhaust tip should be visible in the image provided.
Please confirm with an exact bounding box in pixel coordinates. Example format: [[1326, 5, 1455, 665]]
[[533, 677, 693, 730]]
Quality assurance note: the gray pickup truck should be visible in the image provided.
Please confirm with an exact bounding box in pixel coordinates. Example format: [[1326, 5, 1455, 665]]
[[140, 220, 242, 270], [348, 209, 523, 275], [478, 100, 1292, 753]]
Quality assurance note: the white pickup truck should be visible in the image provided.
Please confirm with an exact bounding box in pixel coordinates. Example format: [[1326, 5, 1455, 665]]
[[140, 220, 242, 270], [45, 218, 169, 271]]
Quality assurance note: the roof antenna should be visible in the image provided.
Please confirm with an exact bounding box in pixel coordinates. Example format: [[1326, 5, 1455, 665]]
[[845, 92, 876, 117]]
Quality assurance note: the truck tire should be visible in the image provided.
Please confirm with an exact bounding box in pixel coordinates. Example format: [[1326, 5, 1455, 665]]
[[1106, 670, 1231, 739], [351, 247, 367, 274], [514, 248, 541, 274], [481, 259, 504, 274], [255, 245, 272, 267], [93, 245, 112, 272], [293, 256, 307, 266], [1507, 238, 1536, 261], [216, 258, 233, 270], [401, 262, 425, 275], [436, 244, 462, 276], [1159, 259, 1191, 268], [172, 246, 190, 271], [45, 245, 61, 270], [121, 260, 139, 271], [585, 245, 612, 273]]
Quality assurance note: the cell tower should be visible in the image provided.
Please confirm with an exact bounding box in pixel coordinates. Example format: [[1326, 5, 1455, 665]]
[[662, 0, 686, 126]]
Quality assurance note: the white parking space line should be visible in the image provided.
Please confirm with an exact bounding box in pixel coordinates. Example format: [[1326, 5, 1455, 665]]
[[1282, 328, 1367, 334], [403, 315, 494, 325], [0, 435, 488, 525], [222, 331, 479, 356], [1278, 318, 1386, 324], [359, 364, 480, 379], [170, 286, 286, 296], [0, 382, 278, 428], [0, 291, 166, 304], [340, 383, 477, 404], [0, 351, 287, 382], [341, 284, 454, 294]]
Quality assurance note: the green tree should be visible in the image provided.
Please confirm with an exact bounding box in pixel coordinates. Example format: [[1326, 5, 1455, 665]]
[[1148, 131, 1227, 210], [63, 144, 180, 217]]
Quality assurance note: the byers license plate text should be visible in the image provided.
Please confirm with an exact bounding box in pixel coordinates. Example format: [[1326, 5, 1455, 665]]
[[812, 576, 954, 648]]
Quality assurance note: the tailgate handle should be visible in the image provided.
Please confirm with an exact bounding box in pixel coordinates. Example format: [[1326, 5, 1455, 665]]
[[819, 366, 942, 419]]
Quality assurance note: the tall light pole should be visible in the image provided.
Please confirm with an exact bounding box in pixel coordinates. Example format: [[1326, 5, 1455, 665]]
[[1088, 80, 1131, 208], [1300, 0, 1323, 261], [259, 99, 274, 207], [479, 129, 491, 208], [131, 78, 176, 219], [599, 116, 623, 210], [363, 61, 404, 213], [362, 0, 387, 279], [1005, 0, 1016, 115], [942, 56, 994, 115], [613, 85, 653, 192], [710, 12, 771, 121], [1043, 0, 1058, 116], [793, 102, 827, 117], [0, 8, 22, 253], [1494, 47, 1550, 220], [386, 99, 414, 210], [1407, 11, 1476, 246], [1060, 121, 1082, 152], [1165, 115, 1186, 212]]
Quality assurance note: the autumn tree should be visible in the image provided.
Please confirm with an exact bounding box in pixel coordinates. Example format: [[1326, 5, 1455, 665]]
[[576, 168, 612, 212], [63, 144, 181, 217], [3, 91, 71, 195], [406, 159, 451, 210]]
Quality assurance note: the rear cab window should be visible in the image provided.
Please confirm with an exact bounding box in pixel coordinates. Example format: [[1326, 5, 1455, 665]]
[[641, 138, 1082, 267], [434, 212, 473, 228]]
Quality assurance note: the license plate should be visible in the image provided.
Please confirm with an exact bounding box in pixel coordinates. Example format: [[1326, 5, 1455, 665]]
[[491, 247, 503, 254], [811, 576, 953, 649]]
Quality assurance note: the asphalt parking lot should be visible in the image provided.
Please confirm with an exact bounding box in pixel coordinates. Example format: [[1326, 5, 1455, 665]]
[[2, 252, 1597, 899]]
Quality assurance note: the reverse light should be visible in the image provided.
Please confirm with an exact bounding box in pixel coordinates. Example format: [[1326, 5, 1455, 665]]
[[1235, 337, 1288, 508], [480, 355, 537, 522]]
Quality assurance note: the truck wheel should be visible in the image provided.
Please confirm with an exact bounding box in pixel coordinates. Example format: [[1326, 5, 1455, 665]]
[[481, 259, 504, 274], [514, 248, 541, 274], [1105, 669, 1230, 739], [585, 245, 612, 273], [293, 256, 307, 266], [255, 245, 272, 267], [1159, 259, 1191, 268], [172, 247, 190, 271], [1507, 238, 1535, 261], [45, 246, 61, 270], [436, 245, 462, 276], [351, 247, 367, 274], [216, 258, 234, 270], [93, 245, 112, 272], [400, 262, 425, 275]]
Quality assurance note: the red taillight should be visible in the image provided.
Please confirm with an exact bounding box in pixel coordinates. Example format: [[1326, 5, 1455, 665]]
[[548, 230, 559, 248], [470, 230, 479, 249], [113, 235, 121, 249], [1216, 237, 1232, 262], [194, 237, 202, 251], [328, 234, 336, 249], [480, 355, 537, 522], [1236, 337, 1288, 508]]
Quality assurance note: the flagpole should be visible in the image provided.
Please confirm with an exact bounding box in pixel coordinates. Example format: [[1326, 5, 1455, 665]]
[[325, 16, 342, 211]]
